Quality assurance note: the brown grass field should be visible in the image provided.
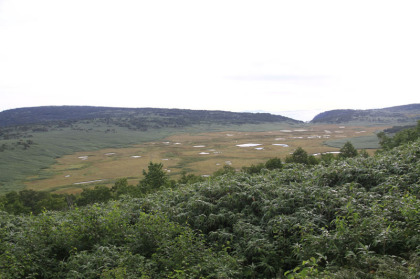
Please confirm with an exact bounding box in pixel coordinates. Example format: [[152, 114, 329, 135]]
[[24, 124, 382, 194]]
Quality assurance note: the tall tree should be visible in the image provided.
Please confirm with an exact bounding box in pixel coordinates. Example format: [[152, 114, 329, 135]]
[[339, 141, 358, 158], [285, 147, 309, 164], [138, 162, 168, 193], [265, 157, 283, 170]]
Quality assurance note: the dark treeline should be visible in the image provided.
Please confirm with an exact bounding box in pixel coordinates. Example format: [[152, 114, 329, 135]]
[[310, 104, 420, 124], [0, 139, 34, 152], [0, 106, 300, 128], [377, 120, 420, 150], [0, 106, 301, 143]]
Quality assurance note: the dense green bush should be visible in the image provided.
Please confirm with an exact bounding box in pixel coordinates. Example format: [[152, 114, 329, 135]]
[[134, 139, 420, 278], [0, 201, 240, 278], [377, 120, 420, 150]]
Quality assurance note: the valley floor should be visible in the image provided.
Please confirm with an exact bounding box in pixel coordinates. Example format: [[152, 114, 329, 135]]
[[23, 124, 381, 193]]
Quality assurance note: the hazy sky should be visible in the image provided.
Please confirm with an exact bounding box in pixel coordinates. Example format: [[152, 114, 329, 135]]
[[0, 0, 419, 121]]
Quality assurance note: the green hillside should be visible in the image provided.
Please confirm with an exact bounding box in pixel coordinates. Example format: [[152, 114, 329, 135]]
[[0, 106, 300, 128], [311, 104, 420, 124]]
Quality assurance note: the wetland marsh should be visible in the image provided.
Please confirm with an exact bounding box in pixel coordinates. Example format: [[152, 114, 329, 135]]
[[24, 124, 381, 193]]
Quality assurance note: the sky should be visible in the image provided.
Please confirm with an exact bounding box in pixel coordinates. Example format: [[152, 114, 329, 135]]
[[0, 0, 419, 121]]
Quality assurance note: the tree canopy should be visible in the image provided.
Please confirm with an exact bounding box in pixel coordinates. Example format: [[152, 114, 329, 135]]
[[339, 141, 358, 158]]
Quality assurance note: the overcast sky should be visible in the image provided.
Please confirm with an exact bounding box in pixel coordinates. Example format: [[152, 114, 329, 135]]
[[0, 0, 419, 121]]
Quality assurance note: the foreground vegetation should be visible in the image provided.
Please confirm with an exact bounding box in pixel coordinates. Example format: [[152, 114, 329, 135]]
[[1, 123, 419, 278]]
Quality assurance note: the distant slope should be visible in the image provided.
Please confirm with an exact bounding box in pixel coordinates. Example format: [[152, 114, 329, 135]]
[[0, 106, 301, 128], [310, 104, 420, 124]]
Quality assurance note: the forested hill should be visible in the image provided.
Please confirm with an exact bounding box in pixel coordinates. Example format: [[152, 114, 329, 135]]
[[0, 106, 301, 128], [310, 103, 420, 124]]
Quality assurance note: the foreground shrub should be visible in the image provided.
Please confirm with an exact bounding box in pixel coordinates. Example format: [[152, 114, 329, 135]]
[[0, 200, 240, 278], [136, 140, 420, 278]]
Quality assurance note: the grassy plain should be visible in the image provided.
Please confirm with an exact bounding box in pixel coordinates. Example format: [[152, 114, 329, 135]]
[[0, 122, 294, 193], [22, 124, 383, 194]]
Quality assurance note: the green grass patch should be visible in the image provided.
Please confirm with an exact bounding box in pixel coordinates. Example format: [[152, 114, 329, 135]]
[[324, 135, 380, 149], [173, 156, 208, 172]]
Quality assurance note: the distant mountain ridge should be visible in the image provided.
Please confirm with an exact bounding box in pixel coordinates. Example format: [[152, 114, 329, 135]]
[[310, 104, 420, 124], [0, 106, 301, 128], [1, 104, 419, 128]]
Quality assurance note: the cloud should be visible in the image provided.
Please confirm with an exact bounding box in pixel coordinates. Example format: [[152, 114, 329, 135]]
[[0, 0, 419, 114]]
